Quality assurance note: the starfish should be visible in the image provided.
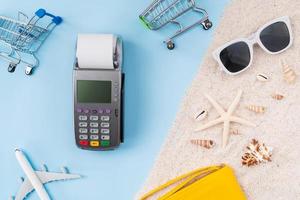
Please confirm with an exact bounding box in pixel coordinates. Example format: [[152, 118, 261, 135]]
[[195, 90, 256, 148]]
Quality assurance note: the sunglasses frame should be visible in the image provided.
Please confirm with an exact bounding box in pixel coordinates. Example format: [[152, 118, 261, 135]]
[[212, 16, 293, 75]]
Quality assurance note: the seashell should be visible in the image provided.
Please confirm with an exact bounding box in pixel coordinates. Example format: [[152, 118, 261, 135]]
[[282, 61, 297, 84], [256, 73, 269, 82], [194, 110, 208, 121], [230, 128, 240, 135], [190, 139, 215, 149], [241, 139, 272, 167], [246, 105, 266, 113], [241, 152, 258, 166], [272, 93, 284, 100]]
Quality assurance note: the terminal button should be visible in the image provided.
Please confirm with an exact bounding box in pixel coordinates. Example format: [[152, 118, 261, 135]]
[[90, 135, 99, 140], [98, 109, 104, 114], [79, 140, 89, 146], [90, 141, 100, 147], [90, 129, 99, 134], [79, 115, 87, 121], [101, 129, 110, 134], [101, 116, 110, 121], [79, 122, 88, 127], [90, 122, 99, 128], [101, 122, 110, 128], [79, 128, 88, 134], [101, 135, 110, 140], [76, 108, 82, 113], [90, 116, 99, 121], [79, 135, 88, 140], [101, 141, 110, 147]]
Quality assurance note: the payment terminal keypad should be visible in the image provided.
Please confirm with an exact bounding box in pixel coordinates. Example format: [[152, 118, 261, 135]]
[[76, 108, 112, 149]]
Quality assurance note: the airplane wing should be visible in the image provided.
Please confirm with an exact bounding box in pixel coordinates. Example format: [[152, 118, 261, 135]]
[[14, 171, 81, 200], [35, 171, 81, 184], [15, 179, 34, 200]]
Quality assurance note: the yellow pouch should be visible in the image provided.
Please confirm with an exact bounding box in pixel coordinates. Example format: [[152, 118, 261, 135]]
[[140, 164, 247, 200]]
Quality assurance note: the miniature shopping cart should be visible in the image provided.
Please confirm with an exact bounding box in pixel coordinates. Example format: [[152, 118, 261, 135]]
[[0, 8, 62, 75], [140, 0, 212, 50]]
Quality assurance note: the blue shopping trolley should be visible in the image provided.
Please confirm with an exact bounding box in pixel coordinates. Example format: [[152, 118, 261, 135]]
[[0, 8, 62, 75], [140, 0, 212, 50]]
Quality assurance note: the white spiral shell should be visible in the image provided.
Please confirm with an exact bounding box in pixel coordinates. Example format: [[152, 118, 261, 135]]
[[190, 139, 215, 149], [246, 105, 266, 113], [272, 93, 284, 100], [282, 61, 297, 84]]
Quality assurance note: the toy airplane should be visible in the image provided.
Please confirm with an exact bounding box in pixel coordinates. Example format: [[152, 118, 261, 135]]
[[11, 148, 81, 200]]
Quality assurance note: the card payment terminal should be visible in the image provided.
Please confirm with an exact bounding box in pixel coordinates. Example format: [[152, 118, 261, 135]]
[[73, 34, 124, 150]]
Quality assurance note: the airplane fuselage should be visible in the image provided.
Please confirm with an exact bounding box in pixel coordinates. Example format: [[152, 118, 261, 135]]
[[15, 149, 51, 200]]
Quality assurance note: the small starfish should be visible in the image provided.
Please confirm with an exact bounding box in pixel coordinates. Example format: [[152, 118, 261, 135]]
[[195, 90, 256, 148]]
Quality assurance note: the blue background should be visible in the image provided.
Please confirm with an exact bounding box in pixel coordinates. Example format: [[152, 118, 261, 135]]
[[0, 0, 229, 199]]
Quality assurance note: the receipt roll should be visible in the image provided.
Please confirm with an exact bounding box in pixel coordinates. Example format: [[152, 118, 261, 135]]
[[76, 34, 122, 69]]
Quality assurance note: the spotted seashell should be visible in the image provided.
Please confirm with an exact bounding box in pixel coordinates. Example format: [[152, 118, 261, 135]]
[[256, 73, 269, 82], [282, 61, 297, 84], [190, 139, 215, 149], [241, 152, 258, 166], [246, 105, 266, 113], [194, 110, 208, 121], [241, 139, 272, 167], [272, 93, 284, 100]]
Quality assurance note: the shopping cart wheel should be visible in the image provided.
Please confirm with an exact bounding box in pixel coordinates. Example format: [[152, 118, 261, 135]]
[[25, 66, 33, 75], [166, 41, 175, 50], [8, 63, 17, 73], [202, 20, 213, 30]]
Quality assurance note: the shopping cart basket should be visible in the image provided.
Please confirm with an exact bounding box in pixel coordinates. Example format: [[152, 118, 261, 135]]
[[0, 8, 62, 75], [139, 0, 212, 50]]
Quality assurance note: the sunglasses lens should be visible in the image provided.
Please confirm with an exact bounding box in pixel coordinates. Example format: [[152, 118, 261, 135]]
[[219, 41, 251, 73], [260, 21, 290, 52]]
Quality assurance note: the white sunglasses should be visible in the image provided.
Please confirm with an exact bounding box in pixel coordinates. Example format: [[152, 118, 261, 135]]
[[213, 16, 293, 75]]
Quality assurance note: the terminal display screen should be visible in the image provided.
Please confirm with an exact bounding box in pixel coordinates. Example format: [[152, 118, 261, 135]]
[[77, 80, 111, 103]]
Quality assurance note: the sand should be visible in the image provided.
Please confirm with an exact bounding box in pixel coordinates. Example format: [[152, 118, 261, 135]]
[[137, 0, 300, 199]]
